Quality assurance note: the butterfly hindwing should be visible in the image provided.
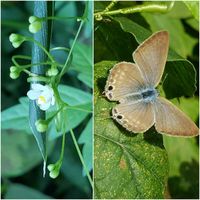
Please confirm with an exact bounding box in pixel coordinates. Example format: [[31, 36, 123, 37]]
[[154, 97, 199, 136], [112, 101, 155, 133]]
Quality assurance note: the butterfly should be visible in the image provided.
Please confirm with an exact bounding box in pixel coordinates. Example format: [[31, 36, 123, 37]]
[[104, 31, 199, 137]]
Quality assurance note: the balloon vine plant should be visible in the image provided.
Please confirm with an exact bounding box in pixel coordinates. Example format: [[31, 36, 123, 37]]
[[8, 1, 93, 188]]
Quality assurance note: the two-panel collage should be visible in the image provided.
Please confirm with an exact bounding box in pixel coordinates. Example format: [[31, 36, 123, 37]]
[[1, 0, 199, 199]]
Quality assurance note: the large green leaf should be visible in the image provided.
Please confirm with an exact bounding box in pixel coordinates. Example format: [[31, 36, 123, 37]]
[[2, 130, 43, 177], [78, 117, 93, 175], [48, 104, 90, 140], [5, 183, 52, 199], [70, 42, 92, 88], [94, 61, 169, 199], [1, 99, 30, 132], [94, 19, 136, 63], [59, 84, 92, 105]]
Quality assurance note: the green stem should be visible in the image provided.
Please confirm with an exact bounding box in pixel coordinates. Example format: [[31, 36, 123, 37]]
[[56, 1, 88, 82], [50, 47, 70, 52], [70, 129, 93, 189], [46, 106, 65, 123], [52, 85, 65, 105], [23, 69, 37, 76], [59, 131, 66, 164], [21, 62, 55, 68], [50, 47, 72, 69], [57, 20, 84, 82], [104, 0, 118, 12], [27, 76, 50, 83], [12, 55, 31, 61], [12, 56, 55, 69], [12, 55, 31, 67], [94, 1, 174, 20]]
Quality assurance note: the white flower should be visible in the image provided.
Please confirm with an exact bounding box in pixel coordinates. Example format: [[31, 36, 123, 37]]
[[27, 84, 55, 111]]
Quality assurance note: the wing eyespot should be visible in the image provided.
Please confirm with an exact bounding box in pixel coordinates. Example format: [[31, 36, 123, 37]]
[[108, 85, 113, 90], [108, 93, 113, 99], [117, 115, 123, 119]]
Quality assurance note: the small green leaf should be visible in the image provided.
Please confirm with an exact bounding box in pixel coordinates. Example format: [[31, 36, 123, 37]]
[[5, 183, 52, 199], [165, 1, 192, 19], [78, 118, 93, 175], [183, 1, 199, 21], [94, 61, 169, 199], [112, 16, 151, 44], [185, 18, 199, 31]]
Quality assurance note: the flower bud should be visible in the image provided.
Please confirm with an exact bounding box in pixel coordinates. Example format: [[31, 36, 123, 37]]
[[10, 71, 20, 79], [9, 34, 18, 43], [47, 68, 59, 76], [49, 170, 59, 179], [29, 21, 42, 33], [10, 66, 18, 73], [35, 119, 48, 132], [9, 33, 25, 48], [28, 16, 39, 23], [47, 164, 55, 171]]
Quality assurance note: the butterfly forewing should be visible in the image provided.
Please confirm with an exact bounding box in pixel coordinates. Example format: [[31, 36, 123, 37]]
[[112, 101, 154, 133], [133, 31, 169, 87], [105, 62, 146, 101], [154, 97, 199, 136]]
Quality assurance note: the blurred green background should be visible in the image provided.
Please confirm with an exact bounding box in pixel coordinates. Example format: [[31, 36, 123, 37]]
[[1, 1, 92, 199]]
